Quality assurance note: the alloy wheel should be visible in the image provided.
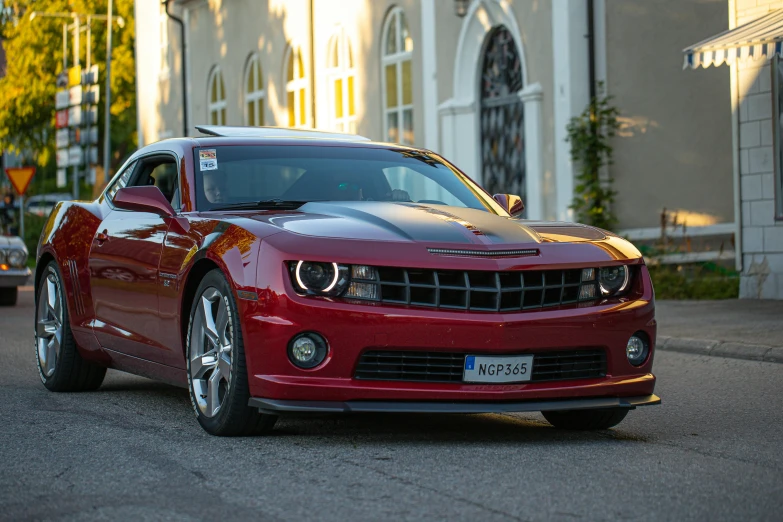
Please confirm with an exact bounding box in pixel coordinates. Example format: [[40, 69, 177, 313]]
[[36, 272, 63, 378], [190, 287, 233, 418]]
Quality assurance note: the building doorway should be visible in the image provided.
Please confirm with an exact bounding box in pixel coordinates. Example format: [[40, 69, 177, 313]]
[[480, 26, 525, 201]]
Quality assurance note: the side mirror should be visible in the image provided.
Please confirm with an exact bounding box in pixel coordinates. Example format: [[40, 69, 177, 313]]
[[493, 194, 525, 217], [113, 186, 176, 218]]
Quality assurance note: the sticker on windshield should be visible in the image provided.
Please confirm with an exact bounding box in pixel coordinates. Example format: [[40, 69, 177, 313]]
[[199, 149, 217, 171]]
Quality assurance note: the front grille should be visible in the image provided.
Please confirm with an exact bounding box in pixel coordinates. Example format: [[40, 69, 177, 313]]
[[362, 267, 592, 311], [355, 350, 607, 383]]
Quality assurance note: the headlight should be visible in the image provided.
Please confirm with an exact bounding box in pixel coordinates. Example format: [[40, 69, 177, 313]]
[[599, 265, 629, 296], [0, 250, 6, 265], [292, 261, 350, 296], [7, 249, 26, 268]]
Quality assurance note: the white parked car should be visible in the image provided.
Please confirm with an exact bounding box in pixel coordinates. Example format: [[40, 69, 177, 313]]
[[0, 236, 31, 306], [25, 193, 72, 217]]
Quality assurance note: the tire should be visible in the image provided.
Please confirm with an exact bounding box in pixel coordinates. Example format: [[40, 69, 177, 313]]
[[35, 262, 106, 392], [186, 269, 277, 436], [542, 408, 629, 430], [0, 287, 18, 306]]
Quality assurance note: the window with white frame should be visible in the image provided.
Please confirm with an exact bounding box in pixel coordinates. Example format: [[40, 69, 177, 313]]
[[327, 28, 356, 133], [244, 54, 265, 127], [285, 46, 308, 128], [381, 7, 414, 145], [775, 56, 783, 219], [159, 5, 169, 77], [208, 67, 227, 125]]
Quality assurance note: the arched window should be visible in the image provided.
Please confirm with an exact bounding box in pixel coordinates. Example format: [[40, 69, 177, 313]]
[[480, 26, 525, 198], [244, 54, 265, 127], [285, 46, 308, 127], [381, 7, 414, 144], [208, 67, 226, 125], [327, 28, 356, 133]]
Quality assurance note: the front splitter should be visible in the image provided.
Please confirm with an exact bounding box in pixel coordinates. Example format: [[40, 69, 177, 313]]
[[248, 394, 661, 414]]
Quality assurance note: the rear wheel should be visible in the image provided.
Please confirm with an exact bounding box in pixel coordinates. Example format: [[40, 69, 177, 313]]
[[186, 269, 277, 436], [35, 262, 106, 391], [542, 408, 629, 430], [0, 287, 18, 306]]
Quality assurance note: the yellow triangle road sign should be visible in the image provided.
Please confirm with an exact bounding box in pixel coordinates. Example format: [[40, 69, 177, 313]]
[[4, 167, 36, 196]]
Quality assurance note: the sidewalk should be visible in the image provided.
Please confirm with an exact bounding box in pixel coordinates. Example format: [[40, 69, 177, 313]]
[[656, 299, 783, 363]]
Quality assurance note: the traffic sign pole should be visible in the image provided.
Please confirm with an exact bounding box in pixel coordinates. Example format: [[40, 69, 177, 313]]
[[4, 167, 35, 240]]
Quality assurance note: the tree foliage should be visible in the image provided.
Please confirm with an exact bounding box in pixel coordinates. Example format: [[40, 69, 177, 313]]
[[566, 83, 621, 230], [0, 0, 136, 176]]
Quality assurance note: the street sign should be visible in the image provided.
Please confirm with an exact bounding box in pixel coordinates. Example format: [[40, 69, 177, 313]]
[[68, 85, 83, 105], [87, 146, 99, 165], [55, 90, 69, 110], [82, 65, 99, 85], [56, 149, 70, 168], [55, 110, 69, 129], [83, 85, 100, 104], [4, 167, 36, 196], [80, 126, 99, 146], [56, 169, 67, 188], [68, 106, 82, 126], [56, 129, 70, 148], [68, 146, 84, 167], [56, 72, 69, 88], [68, 65, 82, 87], [83, 106, 98, 125]]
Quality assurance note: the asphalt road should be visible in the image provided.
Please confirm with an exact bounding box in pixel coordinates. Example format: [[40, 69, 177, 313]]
[[2, 288, 782, 522]]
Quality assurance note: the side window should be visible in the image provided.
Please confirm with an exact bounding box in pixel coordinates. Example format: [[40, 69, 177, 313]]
[[106, 160, 137, 201], [133, 156, 180, 210]]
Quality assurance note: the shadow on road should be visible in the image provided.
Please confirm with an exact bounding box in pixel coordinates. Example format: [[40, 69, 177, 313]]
[[85, 376, 651, 446]]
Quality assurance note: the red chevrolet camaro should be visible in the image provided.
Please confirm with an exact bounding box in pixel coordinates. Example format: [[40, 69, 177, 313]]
[[35, 126, 659, 436]]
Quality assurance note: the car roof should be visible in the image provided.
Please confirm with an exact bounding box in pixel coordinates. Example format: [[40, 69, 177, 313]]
[[195, 125, 372, 141], [142, 126, 427, 153]]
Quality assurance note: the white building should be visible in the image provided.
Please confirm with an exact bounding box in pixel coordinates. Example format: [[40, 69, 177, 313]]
[[684, 0, 783, 299], [135, 0, 758, 292]]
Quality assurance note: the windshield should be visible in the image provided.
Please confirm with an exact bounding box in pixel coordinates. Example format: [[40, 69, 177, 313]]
[[193, 145, 505, 213]]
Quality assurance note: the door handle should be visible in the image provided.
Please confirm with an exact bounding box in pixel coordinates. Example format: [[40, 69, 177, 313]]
[[95, 231, 109, 245]]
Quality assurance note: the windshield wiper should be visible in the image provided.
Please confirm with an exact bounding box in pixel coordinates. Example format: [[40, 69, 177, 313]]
[[209, 199, 315, 211]]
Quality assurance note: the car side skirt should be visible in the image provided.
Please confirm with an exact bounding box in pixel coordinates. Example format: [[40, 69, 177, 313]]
[[248, 394, 661, 414]]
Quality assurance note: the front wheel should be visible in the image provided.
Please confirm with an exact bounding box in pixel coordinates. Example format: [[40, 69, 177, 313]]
[[542, 408, 629, 430], [186, 269, 277, 436], [35, 262, 106, 391]]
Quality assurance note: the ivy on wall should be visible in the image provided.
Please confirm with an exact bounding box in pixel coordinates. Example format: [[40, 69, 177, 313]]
[[566, 83, 620, 230]]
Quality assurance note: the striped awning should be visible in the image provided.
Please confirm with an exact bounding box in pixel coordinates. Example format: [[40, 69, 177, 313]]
[[683, 9, 783, 69]]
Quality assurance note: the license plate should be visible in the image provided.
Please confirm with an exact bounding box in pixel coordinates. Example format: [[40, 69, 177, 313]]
[[463, 355, 534, 383]]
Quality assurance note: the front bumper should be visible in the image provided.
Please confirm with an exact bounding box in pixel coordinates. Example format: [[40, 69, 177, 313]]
[[249, 394, 661, 414], [240, 239, 658, 406], [0, 267, 31, 287], [242, 277, 657, 404]]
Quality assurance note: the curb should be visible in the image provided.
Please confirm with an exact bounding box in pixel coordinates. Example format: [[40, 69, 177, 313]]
[[657, 336, 783, 364]]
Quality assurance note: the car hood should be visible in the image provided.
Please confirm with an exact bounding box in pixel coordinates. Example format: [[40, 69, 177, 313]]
[[229, 202, 608, 246]]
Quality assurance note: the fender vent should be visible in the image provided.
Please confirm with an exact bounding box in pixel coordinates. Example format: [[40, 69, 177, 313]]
[[67, 259, 85, 316], [427, 248, 538, 258]]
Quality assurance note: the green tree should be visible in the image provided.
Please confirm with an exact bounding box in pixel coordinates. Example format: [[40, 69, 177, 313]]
[[0, 0, 136, 184]]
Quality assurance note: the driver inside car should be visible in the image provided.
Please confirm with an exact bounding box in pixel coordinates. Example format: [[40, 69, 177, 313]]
[[203, 169, 227, 204]]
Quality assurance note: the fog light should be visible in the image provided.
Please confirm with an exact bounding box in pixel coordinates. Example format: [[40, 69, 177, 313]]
[[626, 333, 649, 366], [288, 333, 328, 369]]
